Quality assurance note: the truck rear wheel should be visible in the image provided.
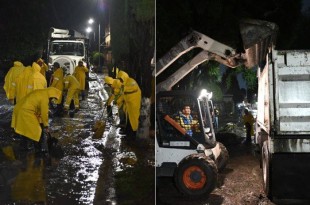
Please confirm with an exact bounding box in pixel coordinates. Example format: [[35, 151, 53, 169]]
[[262, 141, 272, 199], [175, 154, 217, 197], [216, 142, 229, 172]]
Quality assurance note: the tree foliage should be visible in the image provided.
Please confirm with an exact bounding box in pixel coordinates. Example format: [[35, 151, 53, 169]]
[[110, 0, 155, 97]]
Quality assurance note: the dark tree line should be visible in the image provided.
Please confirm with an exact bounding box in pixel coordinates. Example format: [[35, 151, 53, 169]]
[[0, 0, 96, 74], [110, 0, 155, 98]]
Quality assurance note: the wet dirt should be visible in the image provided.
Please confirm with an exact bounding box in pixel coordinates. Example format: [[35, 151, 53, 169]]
[[156, 122, 275, 205], [0, 73, 155, 205]]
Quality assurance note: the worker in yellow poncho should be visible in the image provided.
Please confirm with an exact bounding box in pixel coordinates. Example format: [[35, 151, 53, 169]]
[[104, 76, 115, 118], [36, 58, 48, 78], [104, 76, 114, 96], [73, 61, 88, 100], [63, 74, 81, 111], [111, 78, 126, 131], [104, 77, 126, 127], [3, 61, 24, 104], [15, 62, 47, 103], [11, 87, 62, 150], [49, 62, 64, 116], [117, 71, 141, 139]]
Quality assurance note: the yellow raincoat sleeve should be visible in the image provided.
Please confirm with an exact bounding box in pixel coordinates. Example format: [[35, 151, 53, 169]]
[[124, 79, 137, 93], [33, 74, 47, 90], [3, 62, 24, 100], [50, 68, 64, 91], [4, 70, 13, 99], [63, 76, 69, 90], [40, 97, 49, 127], [40, 62, 48, 77]]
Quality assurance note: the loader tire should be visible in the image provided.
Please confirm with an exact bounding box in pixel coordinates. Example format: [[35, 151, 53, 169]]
[[216, 142, 229, 172], [175, 154, 217, 197], [262, 141, 272, 199]]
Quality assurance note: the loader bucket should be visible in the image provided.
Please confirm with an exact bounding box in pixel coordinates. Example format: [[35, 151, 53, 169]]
[[240, 19, 278, 68]]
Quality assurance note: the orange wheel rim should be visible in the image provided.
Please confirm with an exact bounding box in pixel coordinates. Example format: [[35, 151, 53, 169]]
[[182, 165, 207, 189]]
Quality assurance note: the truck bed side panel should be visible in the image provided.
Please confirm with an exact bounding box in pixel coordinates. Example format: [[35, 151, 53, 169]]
[[275, 50, 310, 134]]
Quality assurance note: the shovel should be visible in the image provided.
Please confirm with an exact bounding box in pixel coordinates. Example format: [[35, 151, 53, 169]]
[[92, 105, 110, 139]]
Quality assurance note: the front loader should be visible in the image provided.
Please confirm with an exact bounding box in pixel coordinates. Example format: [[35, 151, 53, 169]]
[[156, 19, 277, 198]]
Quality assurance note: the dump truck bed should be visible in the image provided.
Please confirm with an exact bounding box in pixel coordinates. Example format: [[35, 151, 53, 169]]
[[257, 49, 310, 135]]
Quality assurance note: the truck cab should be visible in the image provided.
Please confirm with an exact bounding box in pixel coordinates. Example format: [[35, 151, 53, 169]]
[[47, 27, 89, 74]]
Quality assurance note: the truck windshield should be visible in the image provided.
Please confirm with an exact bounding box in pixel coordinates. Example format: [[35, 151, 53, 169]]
[[50, 42, 84, 56]]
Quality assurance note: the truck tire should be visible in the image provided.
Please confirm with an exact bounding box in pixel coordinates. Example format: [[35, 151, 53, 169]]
[[175, 154, 217, 197], [262, 141, 272, 199], [216, 142, 229, 172]]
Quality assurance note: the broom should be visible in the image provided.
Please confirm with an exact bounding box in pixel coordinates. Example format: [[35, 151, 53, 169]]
[[92, 105, 110, 139]]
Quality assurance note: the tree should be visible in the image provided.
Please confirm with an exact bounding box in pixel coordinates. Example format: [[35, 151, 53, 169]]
[[110, 0, 155, 97]]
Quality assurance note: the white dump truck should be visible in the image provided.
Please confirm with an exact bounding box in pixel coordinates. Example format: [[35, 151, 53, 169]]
[[47, 27, 90, 74], [256, 48, 310, 200]]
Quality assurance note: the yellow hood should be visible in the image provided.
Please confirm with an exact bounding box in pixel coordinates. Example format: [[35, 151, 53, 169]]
[[14, 61, 24, 67], [117, 71, 129, 83], [46, 87, 62, 100], [37, 58, 44, 63], [32, 62, 41, 72], [104, 76, 114, 85], [112, 79, 122, 89]]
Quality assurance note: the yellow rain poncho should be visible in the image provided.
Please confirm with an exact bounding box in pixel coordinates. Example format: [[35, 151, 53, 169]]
[[63, 75, 81, 109], [3, 61, 24, 101], [107, 78, 124, 109], [37, 58, 48, 77], [50, 67, 64, 104], [117, 71, 141, 131], [73, 64, 88, 90], [15, 66, 33, 103], [104, 76, 114, 86], [15, 62, 47, 103], [11, 87, 62, 142], [32, 62, 47, 90]]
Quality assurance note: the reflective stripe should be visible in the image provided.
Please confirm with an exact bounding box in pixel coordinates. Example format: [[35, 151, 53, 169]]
[[27, 85, 33, 88], [54, 77, 59, 80], [124, 90, 138, 95], [11, 83, 16, 87]]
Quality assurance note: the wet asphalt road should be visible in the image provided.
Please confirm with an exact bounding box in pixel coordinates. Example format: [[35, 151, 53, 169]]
[[0, 72, 155, 205]]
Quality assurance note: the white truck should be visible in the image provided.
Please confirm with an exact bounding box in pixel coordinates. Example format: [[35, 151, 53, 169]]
[[256, 48, 310, 200], [47, 27, 90, 74]]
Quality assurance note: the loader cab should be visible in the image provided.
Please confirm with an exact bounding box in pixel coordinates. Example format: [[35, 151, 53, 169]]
[[156, 90, 216, 150]]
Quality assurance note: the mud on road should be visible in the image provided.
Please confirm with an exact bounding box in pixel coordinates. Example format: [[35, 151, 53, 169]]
[[0, 73, 155, 205]]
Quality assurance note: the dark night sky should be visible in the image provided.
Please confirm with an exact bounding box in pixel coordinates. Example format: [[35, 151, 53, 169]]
[[0, 0, 106, 35], [45, 0, 106, 33]]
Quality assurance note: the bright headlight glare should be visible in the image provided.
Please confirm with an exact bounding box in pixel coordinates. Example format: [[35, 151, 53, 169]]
[[199, 89, 212, 100]]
